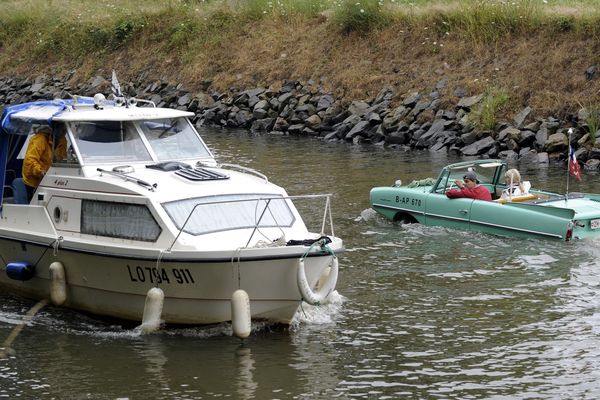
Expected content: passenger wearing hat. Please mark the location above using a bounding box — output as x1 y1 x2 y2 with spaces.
446 170 492 200
22 124 66 202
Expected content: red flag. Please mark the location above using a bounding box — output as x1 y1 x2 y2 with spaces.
569 145 582 181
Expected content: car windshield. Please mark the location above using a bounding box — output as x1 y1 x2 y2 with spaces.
163 194 296 236
435 164 501 193
69 120 152 164
138 118 212 161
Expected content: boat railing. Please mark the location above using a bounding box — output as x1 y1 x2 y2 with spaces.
165 193 335 252
216 163 269 183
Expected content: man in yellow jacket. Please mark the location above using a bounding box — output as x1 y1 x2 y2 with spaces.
22 125 66 201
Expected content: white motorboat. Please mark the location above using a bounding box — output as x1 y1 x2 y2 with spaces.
0 93 343 328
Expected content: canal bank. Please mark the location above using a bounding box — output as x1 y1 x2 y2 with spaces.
2 72 600 174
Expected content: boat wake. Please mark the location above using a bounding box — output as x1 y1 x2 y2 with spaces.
290 290 345 329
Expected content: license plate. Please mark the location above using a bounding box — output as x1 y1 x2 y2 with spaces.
591 219 600 230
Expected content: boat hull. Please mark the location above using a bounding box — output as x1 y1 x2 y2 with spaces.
0 238 340 325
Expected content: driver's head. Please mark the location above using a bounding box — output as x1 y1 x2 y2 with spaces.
463 171 479 188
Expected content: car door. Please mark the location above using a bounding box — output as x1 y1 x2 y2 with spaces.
425 191 474 230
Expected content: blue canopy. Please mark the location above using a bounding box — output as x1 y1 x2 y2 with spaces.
1 99 80 136
0 98 93 208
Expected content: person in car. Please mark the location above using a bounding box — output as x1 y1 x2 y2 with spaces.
446 171 492 201
500 168 525 201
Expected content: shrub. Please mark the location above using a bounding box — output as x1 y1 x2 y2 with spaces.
469 88 510 131
579 103 599 142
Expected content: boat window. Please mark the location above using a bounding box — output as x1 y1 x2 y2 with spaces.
138 118 211 161
81 200 161 242
162 194 295 236
69 121 152 164
52 123 79 166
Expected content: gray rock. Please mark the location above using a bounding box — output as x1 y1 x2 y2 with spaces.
30 82 45 93
385 131 410 145
436 78 448 90
519 148 539 163
253 99 269 111
273 117 289 131
316 94 334 112
524 121 541 131
402 92 420 108
90 75 106 89
409 100 431 118
459 131 478 146
366 111 382 124
544 132 568 153
589 147 600 160
373 87 393 104
345 121 371 140
305 114 322 130
535 123 548 149
585 158 600 171
250 118 275 133
302 127 318 136
454 87 468 97
323 131 340 141
513 106 532 128
235 110 253 127
574 147 588 163
430 141 447 152
498 150 519 162
253 108 268 119
498 127 521 142
518 130 536 147
177 93 192 106
461 136 496 156
415 119 446 148
457 94 483 110
296 103 316 116
278 92 294 106
537 152 549 163
287 123 305 135
348 101 370 117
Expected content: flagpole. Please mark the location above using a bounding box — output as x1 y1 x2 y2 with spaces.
566 128 573 203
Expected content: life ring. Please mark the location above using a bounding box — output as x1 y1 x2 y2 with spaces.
297 256 338 305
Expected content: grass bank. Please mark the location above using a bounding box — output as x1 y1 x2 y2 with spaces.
0 0 599 119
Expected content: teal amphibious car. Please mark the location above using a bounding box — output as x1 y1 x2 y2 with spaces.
370 159 600 241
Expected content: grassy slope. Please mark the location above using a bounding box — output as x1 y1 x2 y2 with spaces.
0 0 599 120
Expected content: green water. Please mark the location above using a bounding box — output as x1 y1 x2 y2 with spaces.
1 128 600 399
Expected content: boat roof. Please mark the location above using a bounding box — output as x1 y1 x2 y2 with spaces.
54 106 193 122
0 98 193 136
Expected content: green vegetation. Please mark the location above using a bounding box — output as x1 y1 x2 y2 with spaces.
331 0 391 34
579 103 599 142
469 88 510 131
0 0 599 117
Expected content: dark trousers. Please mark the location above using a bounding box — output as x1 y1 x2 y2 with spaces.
25 184 36 202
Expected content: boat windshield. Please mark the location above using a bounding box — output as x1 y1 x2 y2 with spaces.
69 120 152 164
138 118 211 161
163 194 296 236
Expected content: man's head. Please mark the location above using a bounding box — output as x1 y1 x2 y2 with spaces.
35 125 52 135
463 171 479 188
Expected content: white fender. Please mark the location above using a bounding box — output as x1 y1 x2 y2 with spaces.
297 256 338 306
141 287 164 334
231 289 251 339
49 262 67 306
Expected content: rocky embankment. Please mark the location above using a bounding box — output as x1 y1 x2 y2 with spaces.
2 73 599 170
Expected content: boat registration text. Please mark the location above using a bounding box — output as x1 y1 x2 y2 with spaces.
127 265 195 284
